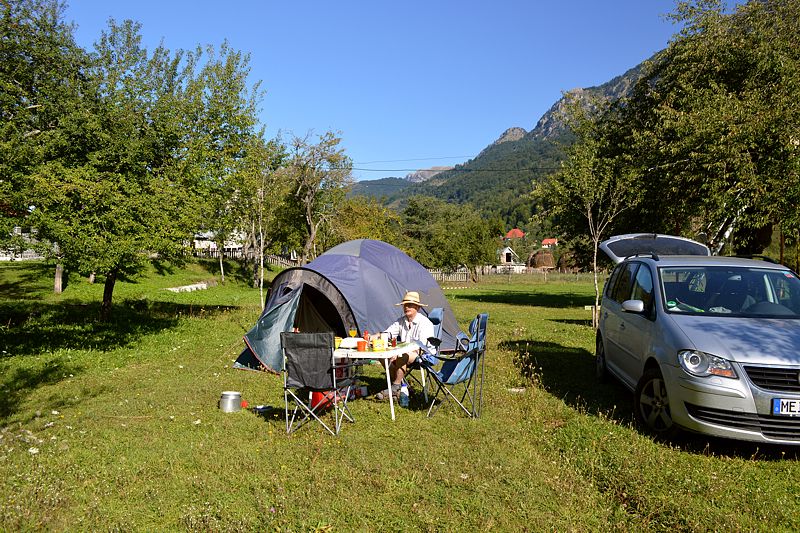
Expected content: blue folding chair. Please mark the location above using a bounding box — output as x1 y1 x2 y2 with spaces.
422 313 488 418
404 307 444 402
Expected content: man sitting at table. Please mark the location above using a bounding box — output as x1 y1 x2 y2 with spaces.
373 291 437 401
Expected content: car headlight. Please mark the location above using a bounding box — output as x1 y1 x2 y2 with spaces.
678 350 738 379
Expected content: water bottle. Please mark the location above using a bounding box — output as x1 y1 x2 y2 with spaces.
399 383 409 407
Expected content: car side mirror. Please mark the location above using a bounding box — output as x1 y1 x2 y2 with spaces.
621 299 645 313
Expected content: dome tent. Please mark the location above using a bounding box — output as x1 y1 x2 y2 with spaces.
236 239 463 373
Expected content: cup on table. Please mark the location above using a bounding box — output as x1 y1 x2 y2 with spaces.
356 340 367 351
334 337 343 349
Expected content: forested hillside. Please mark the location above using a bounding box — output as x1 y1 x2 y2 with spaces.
351 61 649 229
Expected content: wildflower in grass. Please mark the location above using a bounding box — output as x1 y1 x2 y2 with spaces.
28 447 39 454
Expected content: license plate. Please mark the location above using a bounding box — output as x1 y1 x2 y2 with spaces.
772 398 800 416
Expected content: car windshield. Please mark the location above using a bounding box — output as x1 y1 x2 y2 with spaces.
660 266 800 318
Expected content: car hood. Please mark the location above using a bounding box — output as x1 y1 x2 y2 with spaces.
670 314 800 365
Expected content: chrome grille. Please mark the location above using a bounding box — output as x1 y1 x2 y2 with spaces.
686 403 800 441
743 365 800 393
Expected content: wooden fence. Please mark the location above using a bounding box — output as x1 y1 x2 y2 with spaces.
428 268 470 283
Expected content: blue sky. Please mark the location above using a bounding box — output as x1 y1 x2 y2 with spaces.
65 1 681 181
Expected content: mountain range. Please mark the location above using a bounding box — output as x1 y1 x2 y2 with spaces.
349 59 648 228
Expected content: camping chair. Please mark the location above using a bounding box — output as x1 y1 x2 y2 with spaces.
405 307 444 402
421 313 488 418
281 331 356 435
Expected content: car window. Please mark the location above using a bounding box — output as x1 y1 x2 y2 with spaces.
661 266 800 317
631 264 655 314
610 262 638 304
605 264 623 298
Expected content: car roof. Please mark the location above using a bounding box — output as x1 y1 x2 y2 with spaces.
624 255 788 269
600 233 710 264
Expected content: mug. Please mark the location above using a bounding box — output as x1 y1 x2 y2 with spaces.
356 340 367 352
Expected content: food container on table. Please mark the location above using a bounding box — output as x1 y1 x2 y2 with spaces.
356 340 368 351
219 391 242 412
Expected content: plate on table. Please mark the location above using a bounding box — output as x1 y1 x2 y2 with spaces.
339 337 359 349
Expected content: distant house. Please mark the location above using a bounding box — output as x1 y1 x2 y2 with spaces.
541 238 558 248
498 245 521 265
505 228 525 240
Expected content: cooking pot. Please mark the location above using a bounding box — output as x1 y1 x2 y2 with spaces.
219 391 242 412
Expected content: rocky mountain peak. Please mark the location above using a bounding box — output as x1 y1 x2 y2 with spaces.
405 166 454 183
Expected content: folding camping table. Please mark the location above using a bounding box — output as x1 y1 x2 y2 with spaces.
334 342 419 421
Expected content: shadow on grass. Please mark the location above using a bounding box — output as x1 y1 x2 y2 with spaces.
504 339 633 423
194 257 278 287
0 358 83 421
457 290 594 308
0 299 240 358
506 338 800 460
0 262 55 300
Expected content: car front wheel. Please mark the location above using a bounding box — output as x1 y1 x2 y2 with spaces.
595 335 608 383
634 367 678 438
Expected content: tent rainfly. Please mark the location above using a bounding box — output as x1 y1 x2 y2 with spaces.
236 239 464 373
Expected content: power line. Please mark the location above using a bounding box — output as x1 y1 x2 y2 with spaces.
350 166 561 173
356 156 476 164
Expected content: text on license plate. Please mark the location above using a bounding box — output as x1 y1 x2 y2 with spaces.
772 398 800 416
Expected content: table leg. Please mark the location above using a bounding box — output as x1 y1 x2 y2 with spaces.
384 358 395 421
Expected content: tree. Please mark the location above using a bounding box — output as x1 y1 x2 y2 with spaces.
321 195 401 249
0 0 86 274
21 17 228 320
284 131 353 264
180 42 262 284
613 0 800 255
400 196 500 280
536 95 640 326
236 135 289 305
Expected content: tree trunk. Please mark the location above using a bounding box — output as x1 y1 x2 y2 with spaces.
592 239 600 329
779 230 785 265
100 268 118 322
218 245 225 284
54 263 64 294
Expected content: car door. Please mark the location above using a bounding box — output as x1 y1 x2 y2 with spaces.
615 263 657 384
603 262 639 383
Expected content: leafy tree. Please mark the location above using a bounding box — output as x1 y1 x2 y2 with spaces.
321 195 401 249
236 135 289 304
181 42 262 284
614 0 800 255
535 95 640 325
283 131 353 264
28 19 199 319
0 0 85 269
400 196 500 280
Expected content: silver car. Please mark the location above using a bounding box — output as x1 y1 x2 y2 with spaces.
597 233 800 444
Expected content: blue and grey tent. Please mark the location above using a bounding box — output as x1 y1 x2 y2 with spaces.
236 239 464 373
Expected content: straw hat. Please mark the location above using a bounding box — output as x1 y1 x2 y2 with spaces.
396 291 427 307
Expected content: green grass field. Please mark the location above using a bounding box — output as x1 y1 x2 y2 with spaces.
2 260 799 531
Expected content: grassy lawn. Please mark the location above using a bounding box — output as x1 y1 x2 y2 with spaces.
1 261 799 531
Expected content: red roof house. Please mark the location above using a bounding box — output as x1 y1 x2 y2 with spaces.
542 238 558 248
505 228 525 240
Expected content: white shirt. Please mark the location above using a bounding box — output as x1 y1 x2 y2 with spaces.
383 312 437 356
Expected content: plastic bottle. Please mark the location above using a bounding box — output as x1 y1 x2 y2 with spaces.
398 383 409 407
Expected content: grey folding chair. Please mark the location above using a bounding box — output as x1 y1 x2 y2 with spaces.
421 313 488 418
281 331 356 435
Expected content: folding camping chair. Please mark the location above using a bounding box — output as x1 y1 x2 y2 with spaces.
281 331 356 435
404 307 444 403
421 313 488 418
